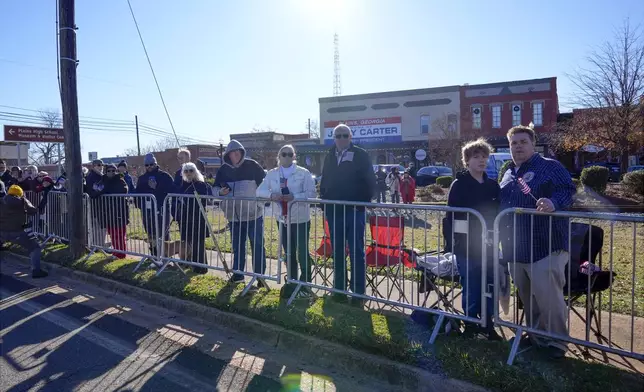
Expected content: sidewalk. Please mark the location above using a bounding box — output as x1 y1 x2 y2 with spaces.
120 238 644 373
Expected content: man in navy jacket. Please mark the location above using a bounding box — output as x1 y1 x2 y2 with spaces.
135 153 174 256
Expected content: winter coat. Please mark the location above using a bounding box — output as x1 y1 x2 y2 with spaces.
37 185 54 213
320 143 375 205
0 170 11 186
213 140 266 222
177 180 211 239
387 172 401 193
375 170 388 191
445 171 500 263
256 164 316 224
135 166 174 214
174 168 184 190
18 178 37 192
0 195 37 232
93 174 130 228
401 176 416 203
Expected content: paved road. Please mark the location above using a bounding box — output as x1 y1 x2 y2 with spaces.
0 262 389 392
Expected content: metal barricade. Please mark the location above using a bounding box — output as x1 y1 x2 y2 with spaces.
42 190 71 243
84 193 162 266
156 194 282 295
23 191 44 237
493 208 644 365
285 198 489 342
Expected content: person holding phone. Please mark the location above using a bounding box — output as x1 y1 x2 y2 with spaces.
257 144 317 298
213 140 267 287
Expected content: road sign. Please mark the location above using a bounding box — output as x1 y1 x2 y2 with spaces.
415 149 427 161
3 125 65 143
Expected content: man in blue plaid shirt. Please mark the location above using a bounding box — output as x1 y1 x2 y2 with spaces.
499 125 576 359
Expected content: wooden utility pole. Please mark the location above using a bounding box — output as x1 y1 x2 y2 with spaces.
135 115 141 155
59 0 86 257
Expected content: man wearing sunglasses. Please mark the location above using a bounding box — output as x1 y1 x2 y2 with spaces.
320 124 376 304
135 153 175 256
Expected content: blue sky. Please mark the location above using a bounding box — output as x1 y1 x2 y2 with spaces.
1 0 643 159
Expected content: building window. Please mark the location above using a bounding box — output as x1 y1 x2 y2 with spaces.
471 106 482 129
491 105 502 128
532 102 544 126
511 103 522 126
420 115 430 134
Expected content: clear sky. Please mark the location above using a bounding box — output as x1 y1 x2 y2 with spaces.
1 0 643 159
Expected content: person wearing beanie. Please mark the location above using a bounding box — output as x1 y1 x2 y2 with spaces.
0 184 48 278
117 160 135 192
135 153 174 256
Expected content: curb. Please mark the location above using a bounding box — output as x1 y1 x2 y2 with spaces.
4 252 487 392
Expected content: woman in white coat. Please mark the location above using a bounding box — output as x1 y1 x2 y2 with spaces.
257 145 317 298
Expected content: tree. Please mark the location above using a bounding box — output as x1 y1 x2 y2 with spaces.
251 125 275 133
307 119 320 139
555 19 644 171
28 109 65 166
121 137 187 156
429 113 462 170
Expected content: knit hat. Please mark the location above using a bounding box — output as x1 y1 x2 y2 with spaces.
117 160 127 168
42 176 53 184
105 164 117 171
92 159 104 166
144 153 157 165
8 185 24 198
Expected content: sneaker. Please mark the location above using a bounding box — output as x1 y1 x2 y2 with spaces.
32 269 49 279
509 334 533 349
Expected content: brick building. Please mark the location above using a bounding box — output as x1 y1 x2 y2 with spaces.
460 77 559 155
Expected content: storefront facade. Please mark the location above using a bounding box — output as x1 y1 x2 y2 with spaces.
318 85 461 169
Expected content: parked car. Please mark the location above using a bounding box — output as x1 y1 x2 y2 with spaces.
485 153 513 181
416 166 453 186
627 165 644 173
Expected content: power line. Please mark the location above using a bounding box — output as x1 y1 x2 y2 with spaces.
126 0 180 147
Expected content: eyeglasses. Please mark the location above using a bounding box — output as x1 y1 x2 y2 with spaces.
144 164 155 167
281 152 294 158
106 170 116 173
183 169 195 173
94 164 103 167
334 134 350 139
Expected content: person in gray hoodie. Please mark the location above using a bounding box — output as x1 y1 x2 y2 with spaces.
213 140 267 286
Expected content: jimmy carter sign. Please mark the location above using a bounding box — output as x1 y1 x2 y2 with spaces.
323 117 402 145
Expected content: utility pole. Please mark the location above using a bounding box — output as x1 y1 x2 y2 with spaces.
307 118 311 138
135 115 141 155
59 0 86 257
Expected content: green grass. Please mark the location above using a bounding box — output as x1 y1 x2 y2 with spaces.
7 243 642 392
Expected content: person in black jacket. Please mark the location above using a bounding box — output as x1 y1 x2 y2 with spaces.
177 162 211 274
117 160 136 192
374 166 387 203
0 159 11 185
86 159 108 247
445 138 500 340
320 124 376 302
135 153 174 256
93 164 130 258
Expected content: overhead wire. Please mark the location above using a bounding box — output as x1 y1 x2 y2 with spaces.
126 0 180 147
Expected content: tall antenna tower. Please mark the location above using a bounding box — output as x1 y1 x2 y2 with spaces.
333 33 341 96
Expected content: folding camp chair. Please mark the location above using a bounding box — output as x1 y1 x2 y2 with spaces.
365 215 417 304
416 252 462 313
517 224 615 343
312 219 348 287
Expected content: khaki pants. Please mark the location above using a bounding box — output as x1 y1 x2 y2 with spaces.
510 251 569 351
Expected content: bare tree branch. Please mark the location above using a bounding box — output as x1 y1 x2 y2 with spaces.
29 109 64 166
121 137 188 156
429 113 462 170
557 19 644 171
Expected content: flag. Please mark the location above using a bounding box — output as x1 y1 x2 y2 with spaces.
518 177 532 195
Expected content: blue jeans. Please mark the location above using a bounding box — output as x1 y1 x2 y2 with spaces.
325 206 366 295
457 257 494 328
1 231 42 271
229 217 266 280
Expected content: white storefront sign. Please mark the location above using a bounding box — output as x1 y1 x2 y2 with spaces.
323 117 402 145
